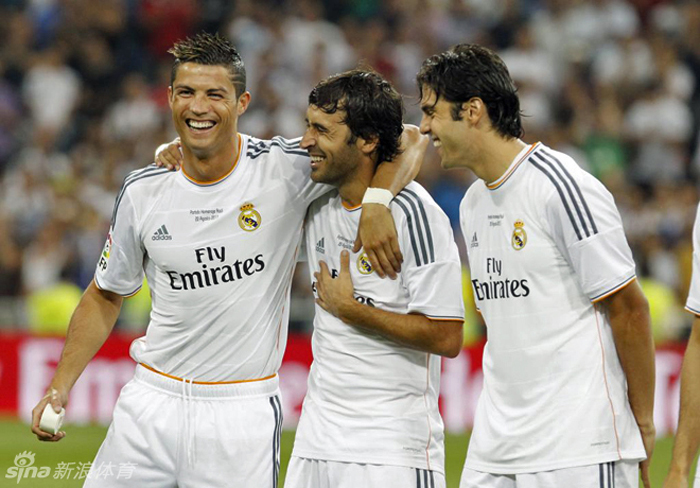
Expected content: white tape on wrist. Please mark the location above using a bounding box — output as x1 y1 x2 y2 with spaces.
39 403 65 435
362 188 393 208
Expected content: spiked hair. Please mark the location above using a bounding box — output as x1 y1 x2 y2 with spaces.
169 32 246 97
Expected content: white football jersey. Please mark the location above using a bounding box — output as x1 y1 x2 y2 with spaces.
292 182 464 473
461 142 646 473
95 134 329 382
686 203 700 315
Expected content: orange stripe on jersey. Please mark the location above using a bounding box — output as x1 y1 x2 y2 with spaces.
591 276 636 303
487 142 539 191
181 134 242 186
140 363 276 385
342 200 362 211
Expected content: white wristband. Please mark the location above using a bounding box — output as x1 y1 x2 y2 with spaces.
362 188 394 208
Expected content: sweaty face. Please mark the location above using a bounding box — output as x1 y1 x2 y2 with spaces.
168 63 246 159
419 88 469 170
300 105 361 186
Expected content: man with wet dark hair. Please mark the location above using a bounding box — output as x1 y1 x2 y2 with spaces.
418 44 655 488
285 68 463 488
30 32 424 487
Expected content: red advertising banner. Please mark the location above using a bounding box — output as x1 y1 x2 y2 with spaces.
0 332 685 435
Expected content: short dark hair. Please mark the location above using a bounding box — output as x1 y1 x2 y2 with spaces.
308 69 404 164
168 32 246 98
416 44 523 139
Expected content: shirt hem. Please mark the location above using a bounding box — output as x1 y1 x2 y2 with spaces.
291 449 444 475
464 449 646 475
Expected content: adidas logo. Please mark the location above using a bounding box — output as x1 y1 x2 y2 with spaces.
470 232 478 248
315 237 325 254
152 224 173 241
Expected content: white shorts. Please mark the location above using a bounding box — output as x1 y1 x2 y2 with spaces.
285 456 446 488
83 364 283 488
460 460 638 488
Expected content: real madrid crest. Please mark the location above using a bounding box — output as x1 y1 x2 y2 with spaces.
238 202 262 232
511 219 527 250
356 253 373 275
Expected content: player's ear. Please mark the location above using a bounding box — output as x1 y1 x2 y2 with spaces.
464 97 486 125
168 86 174 109
359 135 378 157
237 92 251 116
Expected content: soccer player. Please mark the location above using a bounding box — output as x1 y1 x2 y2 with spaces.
417 44 656 488
283 69 464 488
29 33 423 487
664 205 700 488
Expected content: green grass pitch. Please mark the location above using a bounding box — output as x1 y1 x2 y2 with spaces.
0 417 687 487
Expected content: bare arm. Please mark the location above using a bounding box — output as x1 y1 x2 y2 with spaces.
31 280 123 441
315 250 463 357
354 125 429 279
602 280 655 488
664 317 700 488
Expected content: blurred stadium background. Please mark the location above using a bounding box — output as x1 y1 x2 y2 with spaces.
1 0 700 486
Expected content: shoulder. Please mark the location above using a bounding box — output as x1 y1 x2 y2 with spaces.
244 134 308 162
525 144 606 199
117 163 174 197
392 182 447 223
111 163 173 223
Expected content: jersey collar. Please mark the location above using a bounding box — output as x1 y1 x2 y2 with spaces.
486 142 540 191
181 134 243 187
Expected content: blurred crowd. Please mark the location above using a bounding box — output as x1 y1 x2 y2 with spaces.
0 0 699 344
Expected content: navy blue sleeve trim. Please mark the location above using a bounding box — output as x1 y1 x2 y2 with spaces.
395 190 435 267
111 166 170 226
529 152 598 241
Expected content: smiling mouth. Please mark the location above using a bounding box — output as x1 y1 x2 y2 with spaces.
186 119 216 132
310 155 325 169
433 139 442 148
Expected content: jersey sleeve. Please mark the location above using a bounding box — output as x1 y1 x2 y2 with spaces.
394 189 465 320
686 203 700 315
94 188 145 296
270 136 333 206
544 169 636 302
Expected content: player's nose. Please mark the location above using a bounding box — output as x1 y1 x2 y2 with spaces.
190 93 210 114
300 131 315 150
419 114 431 135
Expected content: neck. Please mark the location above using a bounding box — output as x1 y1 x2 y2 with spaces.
338 157 375 208
182 134 240 182
472 134 527 183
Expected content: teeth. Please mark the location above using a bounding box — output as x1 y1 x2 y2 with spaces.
188 120 215 129
311 156 324 162
433 140 442 147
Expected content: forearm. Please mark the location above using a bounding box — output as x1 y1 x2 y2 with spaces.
50 281 123 394
606 286 655 429
336 300 463 357
370 125 425 196
669 319 700 475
